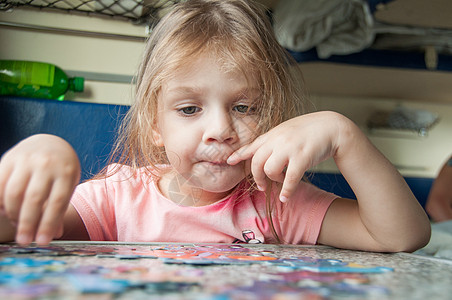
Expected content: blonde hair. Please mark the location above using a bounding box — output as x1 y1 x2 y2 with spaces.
108 0 308 243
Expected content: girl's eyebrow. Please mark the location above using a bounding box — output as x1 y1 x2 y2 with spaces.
166 86 260 98
235 88 261 103
166 86 203 95
237 87 260 97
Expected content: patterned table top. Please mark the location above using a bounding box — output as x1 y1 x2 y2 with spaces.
1 241 451 299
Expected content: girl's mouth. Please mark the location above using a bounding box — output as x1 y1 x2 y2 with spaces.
202 161 228 167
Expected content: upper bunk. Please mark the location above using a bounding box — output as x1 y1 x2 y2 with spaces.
2 0 451 72
272 0 452 72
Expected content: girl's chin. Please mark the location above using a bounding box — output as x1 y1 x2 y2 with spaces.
162 163 249 200
163 171 244 205
190 174 244 194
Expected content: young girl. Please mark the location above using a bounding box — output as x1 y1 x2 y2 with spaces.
0 0 430 251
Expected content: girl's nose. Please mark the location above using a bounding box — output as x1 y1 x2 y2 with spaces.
203 111 237 144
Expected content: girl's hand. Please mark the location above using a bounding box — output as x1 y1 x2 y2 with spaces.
229 111 430 252
228 111 345 202
0 134 80 245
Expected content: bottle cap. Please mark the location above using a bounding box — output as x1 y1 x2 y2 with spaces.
69 77 85 92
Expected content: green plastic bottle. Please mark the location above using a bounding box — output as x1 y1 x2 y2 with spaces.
0 60 84 101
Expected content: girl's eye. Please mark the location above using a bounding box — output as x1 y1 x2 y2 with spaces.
234 105 250 114
179 106 200 115
234 104 256 114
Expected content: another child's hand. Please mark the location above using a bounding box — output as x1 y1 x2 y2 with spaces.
426 158 452 222
228 111 348 202
0 134 80 245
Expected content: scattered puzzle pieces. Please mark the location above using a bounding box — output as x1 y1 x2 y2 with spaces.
0 243 393 299
264 257 394 273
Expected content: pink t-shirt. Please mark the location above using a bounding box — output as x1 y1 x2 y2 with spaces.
70 165 337 244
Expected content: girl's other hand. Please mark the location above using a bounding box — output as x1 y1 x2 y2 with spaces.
228 111 347 202
229 111 431 252
0 134 80 245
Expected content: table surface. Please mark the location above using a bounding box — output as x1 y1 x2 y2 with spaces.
1 241 451 299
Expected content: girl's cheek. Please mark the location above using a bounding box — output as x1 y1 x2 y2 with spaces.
166 151 183 169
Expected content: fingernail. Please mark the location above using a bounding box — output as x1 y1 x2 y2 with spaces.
16 234 31 245
227 156 236 164
36 234 50 245
257 185 265 192
280 195 288 203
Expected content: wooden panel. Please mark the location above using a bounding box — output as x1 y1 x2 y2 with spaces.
375 0 452 29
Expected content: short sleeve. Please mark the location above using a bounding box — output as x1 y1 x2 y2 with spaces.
70 178 118 241
275 181 338 245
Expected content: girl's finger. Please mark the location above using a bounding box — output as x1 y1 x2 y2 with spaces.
279 159 307 203
262 153 288 183
227 145 255 165
0 159 13 215
15 173 52 245
250 147 272 191
3 168 31 223
34 178 74 245
227 135 264 165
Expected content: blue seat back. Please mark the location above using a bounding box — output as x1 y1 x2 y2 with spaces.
308 172 433 208
0 96 129 182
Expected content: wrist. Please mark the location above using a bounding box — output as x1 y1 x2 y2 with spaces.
334 114 363 159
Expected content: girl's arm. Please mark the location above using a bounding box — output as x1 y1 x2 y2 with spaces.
61 204 90 241
0 134 82 245
228 111 431 252
316 113 430 252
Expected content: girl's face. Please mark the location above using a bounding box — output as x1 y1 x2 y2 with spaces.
154 52 260 206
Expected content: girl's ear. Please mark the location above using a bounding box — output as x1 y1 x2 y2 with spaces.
152 128 164 147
